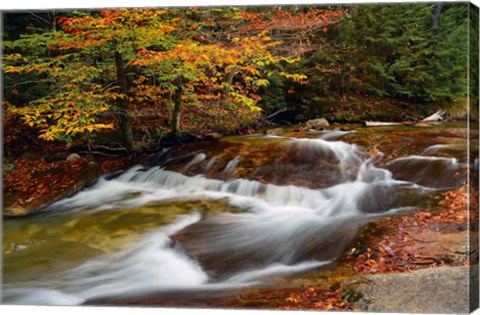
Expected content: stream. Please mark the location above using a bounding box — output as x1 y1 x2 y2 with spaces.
2 122 476 306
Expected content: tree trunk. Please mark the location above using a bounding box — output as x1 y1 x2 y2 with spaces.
114 51 136 152
221 68 235 107
431 3 442 33
171 83 183 139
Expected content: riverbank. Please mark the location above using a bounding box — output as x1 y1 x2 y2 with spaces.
2 116 328 217
3 112 258 217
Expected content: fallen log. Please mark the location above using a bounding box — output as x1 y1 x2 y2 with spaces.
420 110 445 122
363 121 405 127
69 143 130 157
363 111 445 127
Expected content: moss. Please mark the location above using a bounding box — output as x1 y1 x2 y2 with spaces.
340 286 363 303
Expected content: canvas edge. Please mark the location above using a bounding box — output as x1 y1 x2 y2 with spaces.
469 1 480 313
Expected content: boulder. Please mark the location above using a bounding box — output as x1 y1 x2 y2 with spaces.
66 153 81 163
341 266 473 313
266 128 285 135
306 118 330 130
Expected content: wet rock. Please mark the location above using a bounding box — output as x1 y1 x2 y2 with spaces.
66 153 82 163
341 266 472 313
172 213 359 276
306 118 330 130
266 128 285 135
340 126 350 131
294 126 309 132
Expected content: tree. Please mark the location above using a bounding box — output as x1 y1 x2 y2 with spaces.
132 8 307 137
4 8 307 147
284 3 470 119
4 9 176 151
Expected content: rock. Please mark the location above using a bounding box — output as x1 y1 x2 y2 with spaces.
306 118 330 130
203 132 223 141
4 204 28 216
340 126 350 131
294 126 310 132
341 266 472 313
266 128 285 135
45 151 69 163
66 153 81 163
3 163 15 173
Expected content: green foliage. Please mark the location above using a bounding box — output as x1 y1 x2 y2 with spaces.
275 3 470 118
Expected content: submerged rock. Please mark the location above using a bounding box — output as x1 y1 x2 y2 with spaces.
341 266 473 313
306 118 329 130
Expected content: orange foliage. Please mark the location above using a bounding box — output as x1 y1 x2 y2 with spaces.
281 287 353 311
353 185 474 274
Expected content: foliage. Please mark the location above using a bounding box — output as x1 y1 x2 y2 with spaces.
282 287 354 311
3 7 309 146
299 3 469 113
2 3 473 150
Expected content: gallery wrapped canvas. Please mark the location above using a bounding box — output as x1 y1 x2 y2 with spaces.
2 0 479 313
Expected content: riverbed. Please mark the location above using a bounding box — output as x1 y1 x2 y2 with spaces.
3 121 477 307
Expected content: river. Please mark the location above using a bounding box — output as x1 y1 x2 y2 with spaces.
2 122 476 306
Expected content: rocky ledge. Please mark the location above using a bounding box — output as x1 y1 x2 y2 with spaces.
341 265 478 313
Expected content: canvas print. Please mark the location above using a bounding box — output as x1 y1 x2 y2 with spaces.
2 1 479 313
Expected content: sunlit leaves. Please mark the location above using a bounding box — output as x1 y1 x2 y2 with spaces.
4 48 116 141
3 6 316 143
133 25 288 115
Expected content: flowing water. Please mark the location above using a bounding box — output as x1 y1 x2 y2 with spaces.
2 122 476 306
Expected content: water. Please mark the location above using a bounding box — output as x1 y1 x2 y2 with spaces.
3 122 474 306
